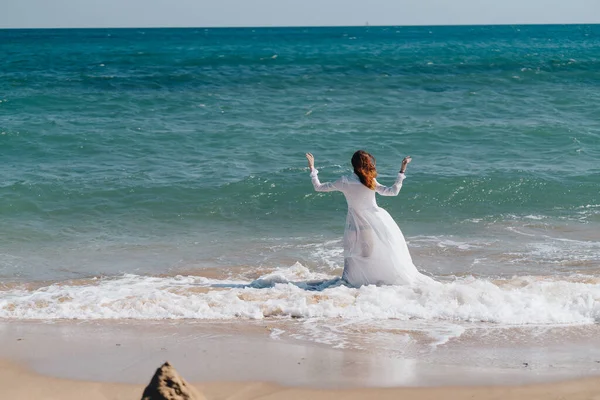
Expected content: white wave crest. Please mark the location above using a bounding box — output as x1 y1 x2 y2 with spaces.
1 263 599 324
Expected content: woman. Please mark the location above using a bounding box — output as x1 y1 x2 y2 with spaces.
306 150 434 287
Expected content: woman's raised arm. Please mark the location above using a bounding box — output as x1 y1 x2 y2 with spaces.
374 156 411 196
306 153 343 192
375 173 406 196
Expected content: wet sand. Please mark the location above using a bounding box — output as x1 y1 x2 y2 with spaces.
1 319 600 391
3 357 600 400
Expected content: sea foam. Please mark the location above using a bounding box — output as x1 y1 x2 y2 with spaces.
1 263 599 324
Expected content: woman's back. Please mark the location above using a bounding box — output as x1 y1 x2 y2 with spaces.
337 174 379 210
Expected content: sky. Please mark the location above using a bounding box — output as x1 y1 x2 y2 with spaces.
0 0 598 29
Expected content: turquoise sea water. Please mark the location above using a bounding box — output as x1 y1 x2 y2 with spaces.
1 26 600 327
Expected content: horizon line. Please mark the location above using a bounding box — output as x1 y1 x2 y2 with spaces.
1 22 599 30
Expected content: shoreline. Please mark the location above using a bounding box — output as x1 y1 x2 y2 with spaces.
1 320 600 399
3 358 600 400
1 320 600 389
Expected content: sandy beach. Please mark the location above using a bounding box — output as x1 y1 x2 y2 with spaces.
3 352 600 400
1 320 600 399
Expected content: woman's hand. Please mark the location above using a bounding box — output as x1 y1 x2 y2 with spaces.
306 153 315 171
400 156 412 173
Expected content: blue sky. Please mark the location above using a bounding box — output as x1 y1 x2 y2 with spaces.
0 0 598 28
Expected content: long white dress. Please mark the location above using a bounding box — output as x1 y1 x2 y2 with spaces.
310 168 434 287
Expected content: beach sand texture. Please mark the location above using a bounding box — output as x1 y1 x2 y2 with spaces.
3 358 600 400
1 321 600 399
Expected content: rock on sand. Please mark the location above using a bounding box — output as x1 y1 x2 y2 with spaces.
141 361 205 400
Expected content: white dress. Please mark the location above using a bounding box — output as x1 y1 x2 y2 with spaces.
310 169 434 287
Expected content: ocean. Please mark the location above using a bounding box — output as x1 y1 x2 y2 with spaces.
1 25 600 358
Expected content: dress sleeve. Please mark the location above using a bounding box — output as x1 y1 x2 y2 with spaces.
375 173 406 196
310 169 344 192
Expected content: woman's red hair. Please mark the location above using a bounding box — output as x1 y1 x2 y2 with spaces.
352 150 377 190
